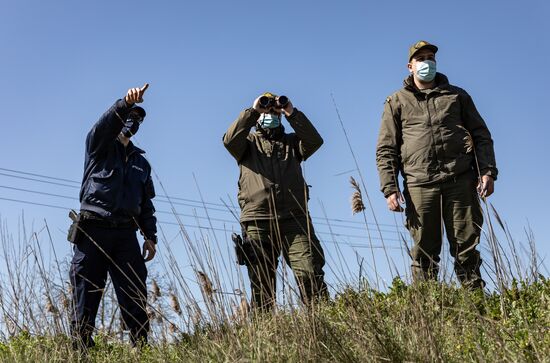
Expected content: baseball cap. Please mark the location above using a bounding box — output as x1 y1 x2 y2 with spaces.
408 40 438 62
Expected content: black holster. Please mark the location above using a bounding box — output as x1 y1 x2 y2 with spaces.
232 232 247 266
233 231 260 266
67 210 83 244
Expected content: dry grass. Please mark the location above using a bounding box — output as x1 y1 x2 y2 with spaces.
0 196 547 362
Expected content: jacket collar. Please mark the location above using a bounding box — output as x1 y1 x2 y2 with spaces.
255 124 285 140
403 72 451 94
117 139 146 155
131 143 146 154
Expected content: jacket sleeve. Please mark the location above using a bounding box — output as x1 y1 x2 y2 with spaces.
138 171 157 240
376 97 402 198
286 108 323 160
222 108 259 162
86 99 132 157
461 93 498 180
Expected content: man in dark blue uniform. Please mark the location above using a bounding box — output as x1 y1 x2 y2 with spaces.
70 84 157 348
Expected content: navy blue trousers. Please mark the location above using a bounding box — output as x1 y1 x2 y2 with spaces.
70 224 148 347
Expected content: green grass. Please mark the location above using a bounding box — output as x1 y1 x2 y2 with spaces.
0 277 547 362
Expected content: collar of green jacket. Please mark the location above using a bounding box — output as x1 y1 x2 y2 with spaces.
403 72 451 93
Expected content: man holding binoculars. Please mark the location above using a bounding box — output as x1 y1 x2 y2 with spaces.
223 92 328 311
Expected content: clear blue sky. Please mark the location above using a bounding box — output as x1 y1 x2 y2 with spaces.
1 0 549 293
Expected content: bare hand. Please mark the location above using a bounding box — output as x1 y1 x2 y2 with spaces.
477 175 494 198
142 239 156 262
125 83 149 105
386 192 404 212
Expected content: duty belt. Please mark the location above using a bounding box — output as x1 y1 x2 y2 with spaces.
80 211 136 229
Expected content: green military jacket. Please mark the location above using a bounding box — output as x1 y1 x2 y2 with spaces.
223 108 323 222
376 73 498 197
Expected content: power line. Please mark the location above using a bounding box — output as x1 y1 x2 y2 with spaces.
0 166 406 229
0 196 404 244
0 168 233 208
0 167 80 184
0 185 233 212
0 172 79 189
0 185 76 200
0 184 406 234
0 197 69 211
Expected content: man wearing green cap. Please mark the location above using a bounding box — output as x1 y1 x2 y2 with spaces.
223 93 328 311
376 41 498 288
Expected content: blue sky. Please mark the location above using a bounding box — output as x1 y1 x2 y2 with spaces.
1 0 549 293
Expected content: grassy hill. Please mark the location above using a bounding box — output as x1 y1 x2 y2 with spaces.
0 277 548 362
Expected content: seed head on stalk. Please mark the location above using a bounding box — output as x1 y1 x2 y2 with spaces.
151 279 161 303
147 307 158 321
457 125 474 154
169 292 182 315
197 271 215 301
457 125 482 188
191 308 202 327
169 323 177 334
45 296 58 314
350 176 366 214
237 296 249 320
61 294 70 310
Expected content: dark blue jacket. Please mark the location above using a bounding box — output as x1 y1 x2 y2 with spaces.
79 99 157 239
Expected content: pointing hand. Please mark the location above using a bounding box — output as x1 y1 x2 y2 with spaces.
125 83 149 105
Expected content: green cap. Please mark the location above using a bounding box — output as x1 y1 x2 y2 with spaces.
408 40 438 62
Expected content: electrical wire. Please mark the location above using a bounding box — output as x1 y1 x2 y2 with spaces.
0 184 405 235
0 196 403 244
0 167 406 229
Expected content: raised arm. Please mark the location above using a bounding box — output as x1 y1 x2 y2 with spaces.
286 108 323 160
86 84 149 157
223 108 260 162
85 99 131 156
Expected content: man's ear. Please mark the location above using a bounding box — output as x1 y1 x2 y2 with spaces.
407 62 413 73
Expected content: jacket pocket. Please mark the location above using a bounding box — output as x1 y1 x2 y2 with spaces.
85 169 118 209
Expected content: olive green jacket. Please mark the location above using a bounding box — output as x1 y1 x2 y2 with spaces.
376 73 498 197
223 108 323 222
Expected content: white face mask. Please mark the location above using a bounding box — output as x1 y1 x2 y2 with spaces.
415 60 437 82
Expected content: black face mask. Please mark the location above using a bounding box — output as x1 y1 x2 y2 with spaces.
122 117 141 137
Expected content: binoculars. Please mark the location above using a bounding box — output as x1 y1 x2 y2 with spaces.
258 95 289 109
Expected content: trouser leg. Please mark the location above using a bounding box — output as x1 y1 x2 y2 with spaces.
70 225 110 348
405 184 443 281
441 175 485 289
281 217 328 305
109 228 149 345
245 220 281 312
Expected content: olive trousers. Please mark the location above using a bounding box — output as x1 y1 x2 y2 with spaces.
243 217 328 311
404 173 485 288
